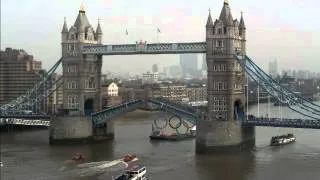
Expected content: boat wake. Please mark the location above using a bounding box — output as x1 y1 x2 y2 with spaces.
58 157 138 178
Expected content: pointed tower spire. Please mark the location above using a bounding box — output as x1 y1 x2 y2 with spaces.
80 1 85 13
239 11 246 29
206 8 214 27
96 18 103 34
219 0 233 25
62 17 68 33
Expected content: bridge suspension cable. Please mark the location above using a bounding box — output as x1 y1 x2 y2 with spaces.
0 58 63 114
245 55 320 110
235 55 320 120
245 57 320 117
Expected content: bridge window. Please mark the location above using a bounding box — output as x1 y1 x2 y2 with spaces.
216 40 223 47
68 95 79 108
218 82 223 90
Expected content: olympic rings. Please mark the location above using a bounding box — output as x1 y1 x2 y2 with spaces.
153 113 168 129
182 119 194 129
169 115 182 129
175 122 190 135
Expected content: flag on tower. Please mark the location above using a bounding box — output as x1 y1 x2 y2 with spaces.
157 28 161 33
125 29 128 35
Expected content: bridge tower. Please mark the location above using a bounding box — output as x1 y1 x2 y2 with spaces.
50 3 113 144
196 0 255 153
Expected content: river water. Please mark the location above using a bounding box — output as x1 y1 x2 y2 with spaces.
1 102 320 180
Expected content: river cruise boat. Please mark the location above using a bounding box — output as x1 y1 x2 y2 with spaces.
270 133 296 146
112 164 146 180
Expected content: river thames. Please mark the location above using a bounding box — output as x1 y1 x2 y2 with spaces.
1 102 320 180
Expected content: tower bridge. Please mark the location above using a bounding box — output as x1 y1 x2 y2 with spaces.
1 0 320 153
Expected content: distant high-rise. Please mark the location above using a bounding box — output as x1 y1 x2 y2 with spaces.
0 48 44 107
268 60 278 78
152 64 158 73
179 54 198 77
202 54 207 71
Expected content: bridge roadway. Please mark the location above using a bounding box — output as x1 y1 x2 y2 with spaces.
1 99 320 129
243 117 320 129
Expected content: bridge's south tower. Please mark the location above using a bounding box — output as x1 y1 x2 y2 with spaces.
61 4 103 115
196 0 255 153
50 4 112 144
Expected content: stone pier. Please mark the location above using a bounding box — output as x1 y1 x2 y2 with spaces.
49 115 114 145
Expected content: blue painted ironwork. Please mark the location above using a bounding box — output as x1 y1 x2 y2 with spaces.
0 58 63 114
243 116 320 129
147 98 201 120
0 118 50 127
234 55 320 120
91 99 143 126
0 114 50 119
82 42 206 55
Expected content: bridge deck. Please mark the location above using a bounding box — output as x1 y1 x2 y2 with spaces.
82 42 206 55
243 117 320 129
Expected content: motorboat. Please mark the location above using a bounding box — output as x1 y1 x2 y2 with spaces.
123 154 138 163
71 153 85 162
112 164 146 180
270 133 296 146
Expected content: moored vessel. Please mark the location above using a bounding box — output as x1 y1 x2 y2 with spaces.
270 133 296 146
112 164 146 180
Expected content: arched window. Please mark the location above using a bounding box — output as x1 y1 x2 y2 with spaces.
218 82 223 90
224 27 227 34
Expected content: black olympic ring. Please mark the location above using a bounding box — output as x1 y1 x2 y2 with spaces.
169 115 182 129
153 114 168 129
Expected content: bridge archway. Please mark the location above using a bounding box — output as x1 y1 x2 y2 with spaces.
234 99 244 121
84 98 94 116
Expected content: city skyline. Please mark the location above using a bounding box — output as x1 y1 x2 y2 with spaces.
1 0 320 74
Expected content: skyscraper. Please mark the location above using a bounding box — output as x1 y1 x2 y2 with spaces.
202 54 207 71
268 60 278 78
179 54 198 77
152 64 158 73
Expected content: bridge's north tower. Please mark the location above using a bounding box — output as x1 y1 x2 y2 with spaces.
196 0 255 153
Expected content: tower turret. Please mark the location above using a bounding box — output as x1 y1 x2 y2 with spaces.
61 17 68 42
239 11 246 38
239 11 246 55
206 9 214 37
96 19 103 44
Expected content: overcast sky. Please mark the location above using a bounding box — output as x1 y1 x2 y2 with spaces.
1 0 319 75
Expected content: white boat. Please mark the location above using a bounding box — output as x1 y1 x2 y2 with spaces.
112 164 146 180
270 133 296 146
